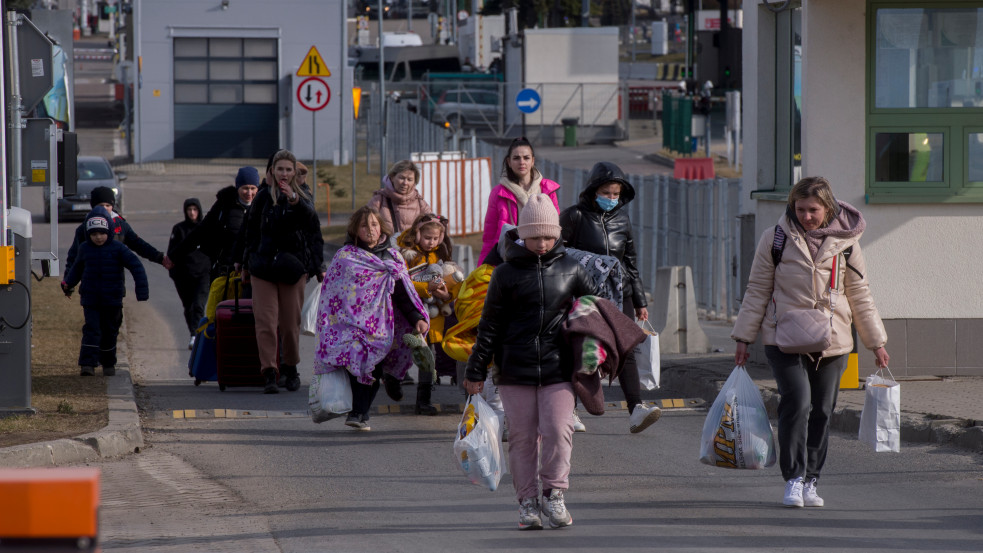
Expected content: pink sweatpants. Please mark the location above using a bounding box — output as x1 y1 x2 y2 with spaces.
498 383 575 502
250 275 307 371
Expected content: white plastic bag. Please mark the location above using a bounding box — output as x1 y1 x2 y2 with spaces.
300 282 322 337
859 368 901 452
698 365 777 469
453 394 504 491
636 320 660 390
308 370 352 423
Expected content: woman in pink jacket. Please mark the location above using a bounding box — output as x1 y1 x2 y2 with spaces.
479 137 560 262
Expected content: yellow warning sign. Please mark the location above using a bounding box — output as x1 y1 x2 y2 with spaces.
32 169 46 183
297 46 331 77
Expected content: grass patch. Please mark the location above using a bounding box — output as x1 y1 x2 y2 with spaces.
308 162 385 219
0 279 107 448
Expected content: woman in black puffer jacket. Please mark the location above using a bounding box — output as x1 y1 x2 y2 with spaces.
241 150 326 393
464 194 596 530
558 161 661 435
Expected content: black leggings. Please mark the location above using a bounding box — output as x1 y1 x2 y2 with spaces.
350 364 383 421
618 293 642 412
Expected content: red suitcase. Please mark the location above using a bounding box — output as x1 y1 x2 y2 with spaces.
215 293 270 391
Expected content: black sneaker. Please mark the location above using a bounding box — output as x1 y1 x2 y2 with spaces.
262 368 279 394
280 364 300 391
102 366 116 376
383 374 403 401
285 374 301 392
80 366 95 377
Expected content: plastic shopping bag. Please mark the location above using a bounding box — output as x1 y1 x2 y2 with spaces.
636 320 660 390
300 281 322 337
698 365 777 469
453 394 504 491
858 368 901 452
308 370 352 423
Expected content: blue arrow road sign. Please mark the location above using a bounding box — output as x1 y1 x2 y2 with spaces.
515 88 541 114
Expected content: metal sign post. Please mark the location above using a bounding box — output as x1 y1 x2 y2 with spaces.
352 87 362 210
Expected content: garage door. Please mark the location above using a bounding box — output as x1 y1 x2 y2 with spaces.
173 37 278 158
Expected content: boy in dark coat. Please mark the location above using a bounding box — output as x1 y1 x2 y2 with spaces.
167 198 211 348
62 207 150 376
65 186 172 275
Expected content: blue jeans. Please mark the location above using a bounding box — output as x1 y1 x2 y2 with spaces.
764 346 847 482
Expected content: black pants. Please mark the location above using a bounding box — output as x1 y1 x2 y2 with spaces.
79 305 123 368
765 346 848 482
350 364 384 421
172 272 210 335
618 293 642 412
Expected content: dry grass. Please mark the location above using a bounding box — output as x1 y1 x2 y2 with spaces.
0 279 107 448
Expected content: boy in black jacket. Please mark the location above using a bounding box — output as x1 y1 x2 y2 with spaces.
62 208 150 376
167 198 211 348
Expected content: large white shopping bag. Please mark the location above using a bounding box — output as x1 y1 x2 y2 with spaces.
636 320 660 390
858 368 901 453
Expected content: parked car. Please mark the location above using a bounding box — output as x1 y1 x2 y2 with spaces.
44 155 126 223
431 88 500 129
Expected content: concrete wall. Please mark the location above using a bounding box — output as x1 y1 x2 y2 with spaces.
743 0 983 375
134 0 349 163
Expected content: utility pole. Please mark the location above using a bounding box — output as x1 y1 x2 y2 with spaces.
378 0 387 177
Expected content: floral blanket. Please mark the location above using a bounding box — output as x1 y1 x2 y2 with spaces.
314 245 429 384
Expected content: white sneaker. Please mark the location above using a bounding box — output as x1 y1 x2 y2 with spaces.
188 335 196 350
541 489 573 528
803 478 824 507
783 477 804 508
571 410 587 432
517 497 542 530
628 403 662 434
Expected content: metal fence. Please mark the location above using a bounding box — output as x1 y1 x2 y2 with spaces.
377 104 744 319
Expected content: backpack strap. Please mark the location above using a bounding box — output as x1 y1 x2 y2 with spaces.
771 225 786 266
386 197 400 233
843 246 863 279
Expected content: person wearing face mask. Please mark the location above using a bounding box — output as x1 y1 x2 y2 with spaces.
558 161 661 435
366 160 432 236
172 167 260 282
240 150 327 394
479 137 560 263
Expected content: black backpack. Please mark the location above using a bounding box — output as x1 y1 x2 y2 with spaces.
771 225 862 279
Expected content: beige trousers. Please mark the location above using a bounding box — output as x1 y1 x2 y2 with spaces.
250 275 307 372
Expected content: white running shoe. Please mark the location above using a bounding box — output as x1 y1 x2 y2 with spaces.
803 478 824 507
517 497 542 530
783 477 804 508
541 489 573 528
628 403 662 434
572 410 587 433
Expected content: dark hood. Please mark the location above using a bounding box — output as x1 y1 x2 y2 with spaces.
578 161 636 211
183 198 203 224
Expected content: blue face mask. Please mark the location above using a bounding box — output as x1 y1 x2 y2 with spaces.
596 195 619 212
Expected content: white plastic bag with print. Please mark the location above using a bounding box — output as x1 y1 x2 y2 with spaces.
698 365 777 469
300 282 322 336
636 320 661 390
308 370 352 423
453 394 504 491
858 368 901 453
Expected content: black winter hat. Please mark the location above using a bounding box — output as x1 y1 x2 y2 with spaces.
90 186 116 208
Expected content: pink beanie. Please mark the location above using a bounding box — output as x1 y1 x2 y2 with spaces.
518 193 561 240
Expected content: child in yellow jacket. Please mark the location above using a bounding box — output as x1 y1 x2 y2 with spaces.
397 213 461 414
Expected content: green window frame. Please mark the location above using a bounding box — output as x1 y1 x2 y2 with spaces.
866 0 983 203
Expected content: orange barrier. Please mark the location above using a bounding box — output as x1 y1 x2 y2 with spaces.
673 157 715 180
0 467 100 540
417 157 493 237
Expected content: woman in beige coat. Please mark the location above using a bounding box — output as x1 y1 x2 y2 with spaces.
731 176 889 509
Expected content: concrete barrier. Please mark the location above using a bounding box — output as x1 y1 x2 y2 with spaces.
651 266 711 354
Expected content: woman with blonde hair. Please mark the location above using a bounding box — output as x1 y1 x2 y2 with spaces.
732 176 889 508
241 149 326 393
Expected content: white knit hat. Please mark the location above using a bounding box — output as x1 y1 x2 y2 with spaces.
517 193 561 240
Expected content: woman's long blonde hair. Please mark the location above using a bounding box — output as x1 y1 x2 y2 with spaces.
787 176 837 227
268 150 311 202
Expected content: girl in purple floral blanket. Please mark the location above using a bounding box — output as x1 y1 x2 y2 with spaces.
314 206 429 431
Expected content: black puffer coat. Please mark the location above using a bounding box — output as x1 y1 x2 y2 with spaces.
465 229 597 387
558 161 647 308
170 186 251 276
166 198 211 280
241 184 325 282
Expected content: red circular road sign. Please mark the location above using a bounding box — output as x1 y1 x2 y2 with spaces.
297 77 330 111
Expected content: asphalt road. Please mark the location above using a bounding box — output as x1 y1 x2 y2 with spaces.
19 130 983 553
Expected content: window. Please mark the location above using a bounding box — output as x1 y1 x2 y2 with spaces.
867 1 983 202
174 37 277 105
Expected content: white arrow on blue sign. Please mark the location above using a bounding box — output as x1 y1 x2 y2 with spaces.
515 88 541 114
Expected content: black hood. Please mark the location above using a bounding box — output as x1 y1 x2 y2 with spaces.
183 198 203 224
578 161 636 210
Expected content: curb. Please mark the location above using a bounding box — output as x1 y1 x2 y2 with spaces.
0 369 144 467
661 362 983 454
